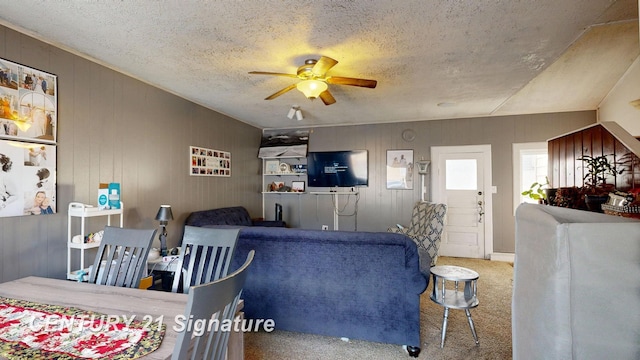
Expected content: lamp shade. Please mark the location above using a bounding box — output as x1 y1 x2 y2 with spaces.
416 160 431 175
155 205 173 223
296 80 327 99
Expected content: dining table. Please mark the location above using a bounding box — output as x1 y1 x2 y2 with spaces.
0 276 244 360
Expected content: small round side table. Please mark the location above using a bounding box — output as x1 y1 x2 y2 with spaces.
429 265 480 348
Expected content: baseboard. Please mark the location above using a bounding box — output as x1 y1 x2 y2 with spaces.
490 252 515 262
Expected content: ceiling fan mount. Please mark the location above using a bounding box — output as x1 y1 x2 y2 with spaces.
249 56 377 106
296 59 319 79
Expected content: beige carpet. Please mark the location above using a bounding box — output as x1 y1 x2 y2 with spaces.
244 256 513 359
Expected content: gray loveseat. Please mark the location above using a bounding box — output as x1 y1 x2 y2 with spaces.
514 204 640 359
185 209 429 356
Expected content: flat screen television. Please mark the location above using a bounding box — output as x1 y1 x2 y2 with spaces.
307 150 368 188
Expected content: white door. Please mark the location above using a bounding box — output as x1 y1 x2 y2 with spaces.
431 145 493 259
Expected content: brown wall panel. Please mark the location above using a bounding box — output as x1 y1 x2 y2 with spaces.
558 137 567 187
549 124 640 192
550 140 561 188
571 132 582 187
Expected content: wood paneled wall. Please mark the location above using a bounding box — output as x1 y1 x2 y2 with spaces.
265 112 596 254
0 25 262 283
549 124 640 191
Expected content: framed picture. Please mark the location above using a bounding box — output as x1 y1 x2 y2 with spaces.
189 146 230 177
386 150 414 189
0 57 57 144
258 129 309 158
0 57 57 218
292 181 305 192
0 140 57 217
265 159 279 174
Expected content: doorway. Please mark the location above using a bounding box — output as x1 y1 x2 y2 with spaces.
431 145 493 259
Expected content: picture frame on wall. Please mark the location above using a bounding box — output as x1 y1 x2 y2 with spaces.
386 149 414 190
0 140 57 217
0 57 57 144
189 146 231 177
0 57 58 218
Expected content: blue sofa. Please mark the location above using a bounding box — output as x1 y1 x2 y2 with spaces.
185 209 428 356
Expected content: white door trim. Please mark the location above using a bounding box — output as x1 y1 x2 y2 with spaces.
431 144 493 259
512 142 547 215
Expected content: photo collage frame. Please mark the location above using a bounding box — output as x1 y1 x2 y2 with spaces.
0 57 57 217
190 146 231 177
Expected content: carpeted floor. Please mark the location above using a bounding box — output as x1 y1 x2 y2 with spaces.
244 256 513 359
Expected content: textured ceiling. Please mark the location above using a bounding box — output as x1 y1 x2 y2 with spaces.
0 0 638 129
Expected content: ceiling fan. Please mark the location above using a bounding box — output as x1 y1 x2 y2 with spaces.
249 56 377 105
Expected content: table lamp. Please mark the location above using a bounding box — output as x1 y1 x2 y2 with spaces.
155 205 174 256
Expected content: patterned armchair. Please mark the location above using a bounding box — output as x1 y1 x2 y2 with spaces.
388 202 447 271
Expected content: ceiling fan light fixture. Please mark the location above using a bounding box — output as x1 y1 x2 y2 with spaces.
296 80 327 99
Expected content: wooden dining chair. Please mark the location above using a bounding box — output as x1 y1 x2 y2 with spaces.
171 226 240 294
172 250 255 360
87 226 157 288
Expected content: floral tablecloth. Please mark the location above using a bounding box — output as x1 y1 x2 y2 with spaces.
0 297 165 359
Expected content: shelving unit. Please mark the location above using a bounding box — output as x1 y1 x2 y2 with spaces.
261 156 307 220
67 201 123 281
262 157 307 192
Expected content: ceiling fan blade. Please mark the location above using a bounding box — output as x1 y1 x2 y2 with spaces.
319 90 336 105
327 76 377 88
249 71 299 78
264 83 298 100
312 56 338 77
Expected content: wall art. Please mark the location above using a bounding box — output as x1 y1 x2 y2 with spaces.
0 57 57 218
0 140 57 216
386 149 414 190
0 57 57 144
190 146 231 177
258 129 309 158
